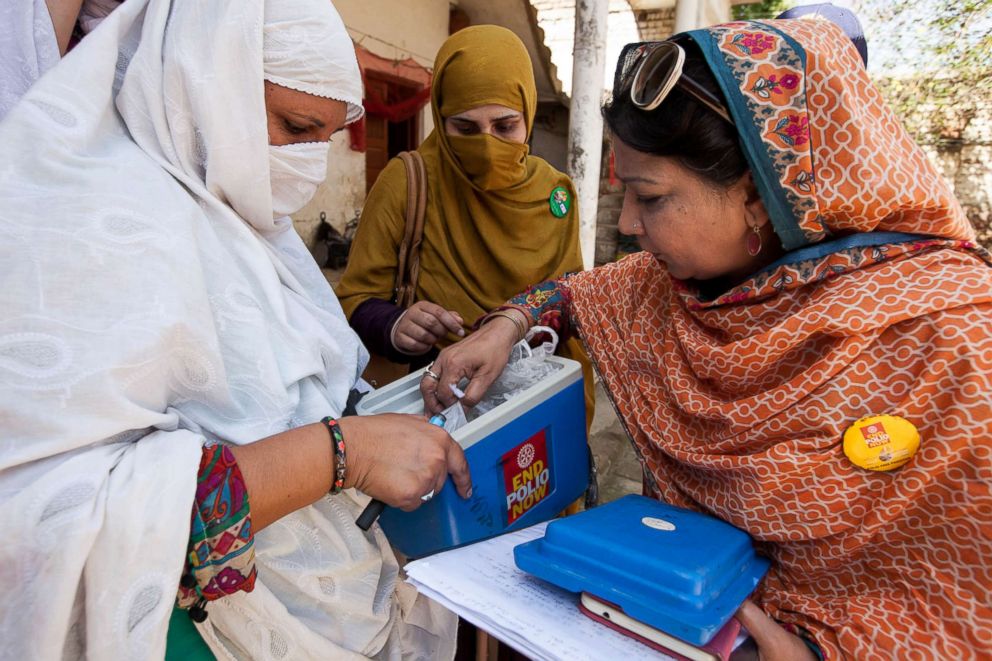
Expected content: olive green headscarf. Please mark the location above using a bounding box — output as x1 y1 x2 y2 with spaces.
337 25 593 423
339 25 582 320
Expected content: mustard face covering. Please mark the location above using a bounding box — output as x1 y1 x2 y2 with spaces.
447 133 529 191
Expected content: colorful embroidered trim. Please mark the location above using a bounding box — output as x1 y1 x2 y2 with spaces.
690 21 824 250
681 237 984 310
177 444 256 609
496 273 578 342
322 416 347 494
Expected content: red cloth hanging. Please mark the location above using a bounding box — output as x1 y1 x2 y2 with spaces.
364 85 431 123
348 44 433 153
348 116 367 152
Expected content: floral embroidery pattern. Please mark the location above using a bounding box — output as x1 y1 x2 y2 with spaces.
771 272 795 290
768 111 810 149
483 274 580 342
177 444 256 609
751 72 799 96
710 22 822 245
784 163 815 195
522 286 555 309
726 31 777 57
745 64 802 107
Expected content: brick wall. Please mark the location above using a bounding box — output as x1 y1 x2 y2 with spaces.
918 114 992 247
595 146 624 265
634 7 676 42
593 7 676 265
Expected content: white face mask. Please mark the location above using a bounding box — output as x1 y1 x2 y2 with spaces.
268 141 329 218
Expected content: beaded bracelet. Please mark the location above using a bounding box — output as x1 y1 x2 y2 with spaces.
321 416 346 494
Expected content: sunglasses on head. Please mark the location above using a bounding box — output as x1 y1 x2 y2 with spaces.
617 40 733 125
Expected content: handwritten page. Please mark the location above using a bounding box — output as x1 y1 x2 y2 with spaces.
404 523 679 660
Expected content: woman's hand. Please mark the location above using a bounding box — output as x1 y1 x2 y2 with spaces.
339 413 472 511
421 313 522 413
733 601 818 661
391 301 465 355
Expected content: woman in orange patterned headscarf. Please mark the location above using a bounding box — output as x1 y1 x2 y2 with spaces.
423 17 992 660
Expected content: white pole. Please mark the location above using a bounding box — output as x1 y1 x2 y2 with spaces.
674 0 700 33
567 0 608 271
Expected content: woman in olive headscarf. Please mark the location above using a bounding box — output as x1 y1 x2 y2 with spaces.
337 25 595 424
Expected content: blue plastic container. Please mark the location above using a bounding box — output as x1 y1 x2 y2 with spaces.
514 494 770 646
356 356 589 558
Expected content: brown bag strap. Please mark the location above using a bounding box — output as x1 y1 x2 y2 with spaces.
393 151 427 309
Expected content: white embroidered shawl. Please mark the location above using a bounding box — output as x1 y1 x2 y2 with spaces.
0 1 455 658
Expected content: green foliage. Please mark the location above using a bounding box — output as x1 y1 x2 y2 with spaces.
732 0 796 21
863 0 992 145
866 0 991 72
730 1 992 145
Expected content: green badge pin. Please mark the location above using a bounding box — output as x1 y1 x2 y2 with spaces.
549 186 570 218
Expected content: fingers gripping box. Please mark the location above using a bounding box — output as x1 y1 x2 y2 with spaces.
355 356 589 558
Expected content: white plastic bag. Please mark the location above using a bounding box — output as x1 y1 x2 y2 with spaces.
471 326 563 416
437 400 469 433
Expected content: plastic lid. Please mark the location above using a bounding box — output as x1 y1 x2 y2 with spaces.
514 495 770 645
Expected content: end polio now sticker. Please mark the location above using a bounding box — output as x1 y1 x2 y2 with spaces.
843 414 920 471
502 430 551 524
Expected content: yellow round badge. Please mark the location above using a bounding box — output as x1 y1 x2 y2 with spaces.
842 414 920 471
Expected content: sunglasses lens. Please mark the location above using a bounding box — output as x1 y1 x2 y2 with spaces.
631 43 682 109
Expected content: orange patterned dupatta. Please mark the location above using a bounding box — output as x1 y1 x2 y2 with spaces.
568 20 992 659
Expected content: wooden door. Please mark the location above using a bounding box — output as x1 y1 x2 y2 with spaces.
365 78 391 193
365 116 389 193
364 75 422 193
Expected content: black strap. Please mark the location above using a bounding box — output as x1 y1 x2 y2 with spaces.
342 388 366 417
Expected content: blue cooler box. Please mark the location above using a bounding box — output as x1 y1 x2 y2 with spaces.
514 494 770 646
355 356 589 558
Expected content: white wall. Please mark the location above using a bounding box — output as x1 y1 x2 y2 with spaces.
675 0 733 32
531 0 640 96
292 0 450 244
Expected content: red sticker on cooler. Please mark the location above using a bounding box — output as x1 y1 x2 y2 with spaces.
503 430 551 524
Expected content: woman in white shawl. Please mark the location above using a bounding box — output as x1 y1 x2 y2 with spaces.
0 0 469 659
1 0 123 119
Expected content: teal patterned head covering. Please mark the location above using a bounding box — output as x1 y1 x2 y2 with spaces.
614 19 972 251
